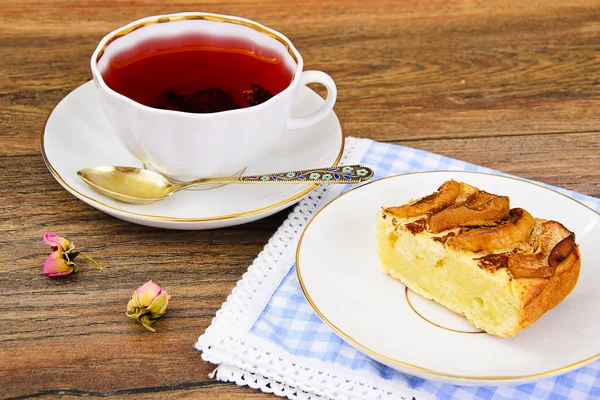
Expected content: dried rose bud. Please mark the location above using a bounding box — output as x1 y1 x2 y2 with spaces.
43 250 77 277
126 281 171 332
42 232 102 277
44 233 71 252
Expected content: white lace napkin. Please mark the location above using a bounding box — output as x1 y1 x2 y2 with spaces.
196 137 600 400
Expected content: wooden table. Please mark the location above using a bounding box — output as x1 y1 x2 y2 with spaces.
2 1 599 398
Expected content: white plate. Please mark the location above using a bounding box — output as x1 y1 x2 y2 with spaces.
41 81 343 230
297 171 600 386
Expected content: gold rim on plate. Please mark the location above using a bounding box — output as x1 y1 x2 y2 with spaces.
404 287 485 335
296 170 600 381
40 82 344 223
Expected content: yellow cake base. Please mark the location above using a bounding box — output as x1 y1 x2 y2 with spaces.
376 211 580 338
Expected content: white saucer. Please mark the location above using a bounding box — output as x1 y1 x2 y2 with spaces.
297 171 600 386
42 81 344 230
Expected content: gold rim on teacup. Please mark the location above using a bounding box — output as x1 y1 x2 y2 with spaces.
91 12 303 116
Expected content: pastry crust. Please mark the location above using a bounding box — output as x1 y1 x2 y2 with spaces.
377 180 581 338
511 237 580 336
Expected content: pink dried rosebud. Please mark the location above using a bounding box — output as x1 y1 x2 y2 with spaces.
44 233 71 252
43 251 76 277
126 281 171 332
42 232 102 277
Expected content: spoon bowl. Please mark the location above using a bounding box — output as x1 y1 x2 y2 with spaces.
78 166 177 204
77 165 374 205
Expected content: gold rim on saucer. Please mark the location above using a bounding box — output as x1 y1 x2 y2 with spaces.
40 83 345 223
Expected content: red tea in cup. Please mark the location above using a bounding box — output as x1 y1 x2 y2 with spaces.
101 33 295 113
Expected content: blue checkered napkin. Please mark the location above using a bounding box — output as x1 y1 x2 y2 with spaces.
250 140 600 400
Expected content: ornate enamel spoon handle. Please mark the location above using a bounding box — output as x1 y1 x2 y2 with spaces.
237 165 374 184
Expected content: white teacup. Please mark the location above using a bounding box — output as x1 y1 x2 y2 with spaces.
91 12 337 181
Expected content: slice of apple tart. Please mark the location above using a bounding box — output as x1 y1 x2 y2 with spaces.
376 180 580 338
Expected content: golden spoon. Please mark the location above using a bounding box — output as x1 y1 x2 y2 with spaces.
77 165 374 205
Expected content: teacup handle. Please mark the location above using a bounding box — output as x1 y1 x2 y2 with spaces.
285 70 337 130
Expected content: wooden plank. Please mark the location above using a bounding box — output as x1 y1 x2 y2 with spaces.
1 1 599 398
